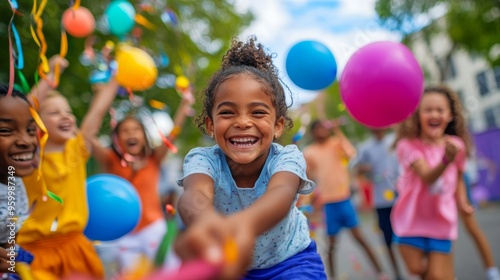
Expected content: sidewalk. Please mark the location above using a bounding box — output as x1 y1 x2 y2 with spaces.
312 203 500 280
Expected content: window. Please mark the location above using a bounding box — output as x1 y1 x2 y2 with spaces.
476 71 489 96
445 55 456 79
484 107 497 129
456 89 465 104
494 67 500 89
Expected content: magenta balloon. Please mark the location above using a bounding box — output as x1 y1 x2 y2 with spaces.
340 41 424 128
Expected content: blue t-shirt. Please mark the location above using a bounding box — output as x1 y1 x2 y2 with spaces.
177 143 315 269
356 133 400 208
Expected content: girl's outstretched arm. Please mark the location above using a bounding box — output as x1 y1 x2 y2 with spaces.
231 171 300 236
80 79 119 154
175 171 301 280
177 173 216 226
153 94 193 161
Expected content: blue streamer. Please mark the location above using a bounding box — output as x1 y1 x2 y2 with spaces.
9 0 18 10
12 24 24 69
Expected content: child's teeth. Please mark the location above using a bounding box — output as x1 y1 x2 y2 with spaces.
12 153 33 161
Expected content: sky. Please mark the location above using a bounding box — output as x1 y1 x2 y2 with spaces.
233 0 402 105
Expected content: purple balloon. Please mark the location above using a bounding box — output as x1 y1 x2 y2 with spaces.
340 41 424 128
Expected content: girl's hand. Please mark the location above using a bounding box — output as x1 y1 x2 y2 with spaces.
444 137 459 163
174 211 255 279
47 55 69 74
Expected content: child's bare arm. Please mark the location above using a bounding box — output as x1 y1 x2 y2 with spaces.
80 79 118 153
153 93 193 161
177 173 216 226
232 171 300 236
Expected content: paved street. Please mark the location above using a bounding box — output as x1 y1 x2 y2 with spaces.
312 202 500 280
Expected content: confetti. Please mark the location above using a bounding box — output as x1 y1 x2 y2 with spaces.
384 190 395 201
223 238 238 264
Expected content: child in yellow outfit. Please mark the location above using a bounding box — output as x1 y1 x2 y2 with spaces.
18 56 118 279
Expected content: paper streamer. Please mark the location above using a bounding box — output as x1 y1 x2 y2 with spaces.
29 107 63 204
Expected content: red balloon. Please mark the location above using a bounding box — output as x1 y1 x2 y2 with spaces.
62 7 95 38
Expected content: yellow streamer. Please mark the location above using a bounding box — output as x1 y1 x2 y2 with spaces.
52 31 68 87
135 14 157 30
29 107 49 198
31 0 50 74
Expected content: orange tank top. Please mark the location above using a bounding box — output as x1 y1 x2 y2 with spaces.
105 151 164 232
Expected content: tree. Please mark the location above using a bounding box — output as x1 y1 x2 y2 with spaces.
0 0 253 156
375 0 500 66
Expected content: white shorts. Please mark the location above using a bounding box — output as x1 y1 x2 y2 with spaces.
98 219 180 274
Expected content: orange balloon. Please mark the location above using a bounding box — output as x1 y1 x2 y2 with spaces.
62 7 95 38
115 45 158 91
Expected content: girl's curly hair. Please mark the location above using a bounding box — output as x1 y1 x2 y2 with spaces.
394 84 472 155
195 36 293 135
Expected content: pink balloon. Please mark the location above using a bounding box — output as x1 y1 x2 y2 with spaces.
340 41 424 128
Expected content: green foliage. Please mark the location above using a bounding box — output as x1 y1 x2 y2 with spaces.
375 0 500 66
0 0 252 156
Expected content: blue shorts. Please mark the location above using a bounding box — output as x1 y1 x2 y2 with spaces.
393 236 452 254
243 240 326 280
324 199 359 236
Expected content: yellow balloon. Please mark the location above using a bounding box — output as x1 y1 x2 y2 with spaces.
116 45 158 91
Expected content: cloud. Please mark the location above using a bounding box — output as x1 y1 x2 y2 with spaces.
235 0 401 105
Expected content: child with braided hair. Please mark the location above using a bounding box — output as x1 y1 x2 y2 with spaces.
174 37 326 280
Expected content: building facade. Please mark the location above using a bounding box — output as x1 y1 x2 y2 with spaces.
408 20 500 133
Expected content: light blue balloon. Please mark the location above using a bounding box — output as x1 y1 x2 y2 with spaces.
84 174 141 241
105 0 136 37
285 40 337 91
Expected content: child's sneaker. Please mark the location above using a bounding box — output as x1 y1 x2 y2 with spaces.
487 267 500 280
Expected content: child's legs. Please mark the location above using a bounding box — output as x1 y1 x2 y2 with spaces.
426 252 454 280
323 201 345 277
426 238 453 279
341 200 382 273
396 236 452 278
398 245 426 277
461 212 496 268
350 227 383 273
376 207 401 276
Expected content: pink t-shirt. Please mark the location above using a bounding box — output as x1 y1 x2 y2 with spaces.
391 136 466 240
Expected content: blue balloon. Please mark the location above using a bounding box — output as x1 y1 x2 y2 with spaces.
105 0 136 37
285 40 337 90
84 174 141 241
